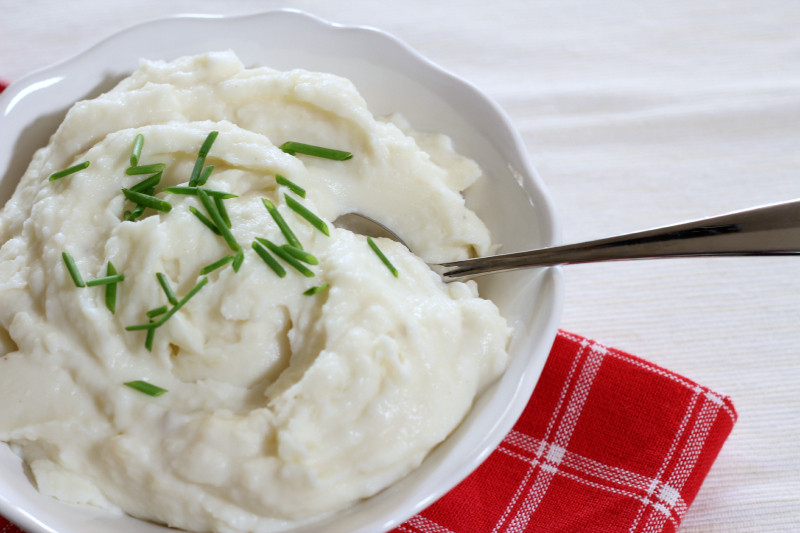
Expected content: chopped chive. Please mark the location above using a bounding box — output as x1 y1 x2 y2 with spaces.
49 161 90 182
200 255 234 275
279 141 353 161
199 131 219 157
156 272 178 306
198 189 239 251
280 244 318 265
189 206 221 235
105 262 118 313
275 174 306 198
367 237 399 277
188 156 206 187
86 273 125 287
163 186 237 199
303 284 329 296
232 247 245 272
252 241 286 277
144 325 155 351
126 163 166 175
122 188 172 212
188 131 219 186
130 171 162 193
256 237 314 277
62 252 85 287
143 309 163 349
146 305 169 318
262 198 302 249
160 276 208 323
125 323 154 332
284 195 329 236
196 165 215 187
130 133 144 166
126 277 209 331
124 380 167 397
214 195 231 228
124 204 146 221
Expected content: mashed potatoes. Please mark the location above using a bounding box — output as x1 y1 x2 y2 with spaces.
0 52 509 532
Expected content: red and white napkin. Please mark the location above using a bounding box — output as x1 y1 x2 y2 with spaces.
390 330 736 533
0 80 735 533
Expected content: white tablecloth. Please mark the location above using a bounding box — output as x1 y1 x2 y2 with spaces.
2 1 799 531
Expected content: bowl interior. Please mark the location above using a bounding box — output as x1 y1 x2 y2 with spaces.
0 10 563 533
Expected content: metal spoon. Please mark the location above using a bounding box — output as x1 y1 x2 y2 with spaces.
334 198 800 280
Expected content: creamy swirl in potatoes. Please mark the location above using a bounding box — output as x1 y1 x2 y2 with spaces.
0 52 509 532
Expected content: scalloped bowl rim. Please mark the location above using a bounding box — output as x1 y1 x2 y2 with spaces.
0 10 564 533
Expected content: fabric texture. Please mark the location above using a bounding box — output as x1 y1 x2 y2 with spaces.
0 80 735 532
392 331 736 533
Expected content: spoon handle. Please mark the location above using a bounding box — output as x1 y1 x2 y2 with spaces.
439 199 800 279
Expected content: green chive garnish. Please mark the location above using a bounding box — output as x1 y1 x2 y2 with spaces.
188 157 205 187
281 244 318 265
256 237 314 277
144 325 155 351
284 195 329 236
124 171 157 222
303 284 329 296
232 247 245 273
156 272 178 306
62 252 85 287
124 380 167 397
157 276 208 324
196 165 214 187
163 186 236 199
200 255 234 275
262 198 302 249
190 206 221 235
86 273 125 287
198 189 239 251
105 262 118 313
124 204 146 221
214 195 231 229
367 237 399 277
188 131 219 186
126 277 209 331
275 174 306 198
49 161 90 182
126 163 166 175
199 131 219 157
146 305 169 318
252 241 286 277
130 172 162 193
130 134 144 167
279 141 353 161
122 188 172 213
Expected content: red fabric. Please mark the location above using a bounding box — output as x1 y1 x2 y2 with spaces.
391 331 736 533
0 81 735 532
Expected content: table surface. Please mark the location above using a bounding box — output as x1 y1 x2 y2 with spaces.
2 1 799 531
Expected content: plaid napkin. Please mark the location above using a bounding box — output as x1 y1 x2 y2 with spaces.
392 331 736 533
0 80 736 533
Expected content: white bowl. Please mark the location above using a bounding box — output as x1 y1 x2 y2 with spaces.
0 10 563 533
